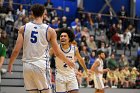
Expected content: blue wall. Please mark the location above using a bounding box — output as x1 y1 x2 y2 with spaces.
14 0 77 19
83 0 130 15
136 0 140 16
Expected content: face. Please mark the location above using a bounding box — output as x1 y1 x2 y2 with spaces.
100 53 106 60
92 51 95 56
43 10 48 20
60 32 70 45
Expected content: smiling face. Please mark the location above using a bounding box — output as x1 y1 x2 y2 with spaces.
60 32 70 45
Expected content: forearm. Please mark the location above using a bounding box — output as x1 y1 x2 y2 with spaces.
91 68 103 74
55 49 70 63
0 57 5 68
9 50 20 65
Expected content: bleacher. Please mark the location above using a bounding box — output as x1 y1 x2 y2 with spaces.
1 59 24 87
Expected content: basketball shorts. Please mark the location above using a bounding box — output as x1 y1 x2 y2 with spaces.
23 61 51 92
55 73 79 93
94 75 104 90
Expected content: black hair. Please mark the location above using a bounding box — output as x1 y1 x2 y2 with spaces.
97 50 104 55
58 28 75 42
31 4 45 18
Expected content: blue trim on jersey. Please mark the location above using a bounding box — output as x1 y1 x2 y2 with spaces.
46 26 49 42
23 25 26 39
60 44 71 54
24 24 26 33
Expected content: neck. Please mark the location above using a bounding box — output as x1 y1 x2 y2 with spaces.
61 43 70 49
99 57 102 60
33 17 43 24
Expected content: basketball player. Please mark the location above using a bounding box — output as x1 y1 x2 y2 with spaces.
8 4 74 93
49 28 88 93
90 50 109 93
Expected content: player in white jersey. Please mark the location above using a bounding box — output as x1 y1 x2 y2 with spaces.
90 50 109 93
50 28 88 93
8 4 74 93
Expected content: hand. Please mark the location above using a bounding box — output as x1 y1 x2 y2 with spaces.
87 70 92 77
8 63 13 74
104 68 110 72
65 61 75 68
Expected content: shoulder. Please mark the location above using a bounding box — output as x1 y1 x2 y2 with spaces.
47 27 56 36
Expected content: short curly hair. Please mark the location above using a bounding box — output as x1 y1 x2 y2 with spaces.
57 28 75 42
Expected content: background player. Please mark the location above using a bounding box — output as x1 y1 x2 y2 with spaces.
90 50 109 93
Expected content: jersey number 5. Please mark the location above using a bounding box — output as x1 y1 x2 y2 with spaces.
30 31 38 43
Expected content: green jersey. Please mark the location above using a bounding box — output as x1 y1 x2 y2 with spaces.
0 42 6 57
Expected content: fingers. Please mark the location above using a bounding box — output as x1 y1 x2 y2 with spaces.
8 65 12 74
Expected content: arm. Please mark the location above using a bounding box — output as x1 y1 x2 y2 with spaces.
90 60 103 74
0 44 6 69
8 26 24 73
48 27 74 68
49 47 54 56
75 47 87 73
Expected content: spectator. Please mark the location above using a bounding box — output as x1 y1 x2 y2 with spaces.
130 67 139 88
44 0 53 12
107 53 118 70
107 70 118 88
88 50 96 69
59 16 68 28
16 4 26 17
118 5 128 29
118 68 126 88
86 35 97 52
71 18 81 30
13 15 23 46
123 28 132 56
5 11 14 35
81 27 90 39
74 25 82 46
80 45 90 69
119 54 129 69
0 0 7 28
123 66 130 88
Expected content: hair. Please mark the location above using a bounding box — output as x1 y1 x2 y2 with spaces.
97 50 104 55
31 4 45 18
58 28 75 42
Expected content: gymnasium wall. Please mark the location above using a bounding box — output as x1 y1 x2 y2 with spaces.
136 0 140 16
15 0 77 19
83 0 130 15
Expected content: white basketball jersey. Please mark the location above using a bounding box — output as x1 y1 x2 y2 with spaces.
55 45 76 77
94 58 103 77
22 22 50 63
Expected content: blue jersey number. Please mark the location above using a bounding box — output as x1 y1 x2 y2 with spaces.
30 31 38 43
